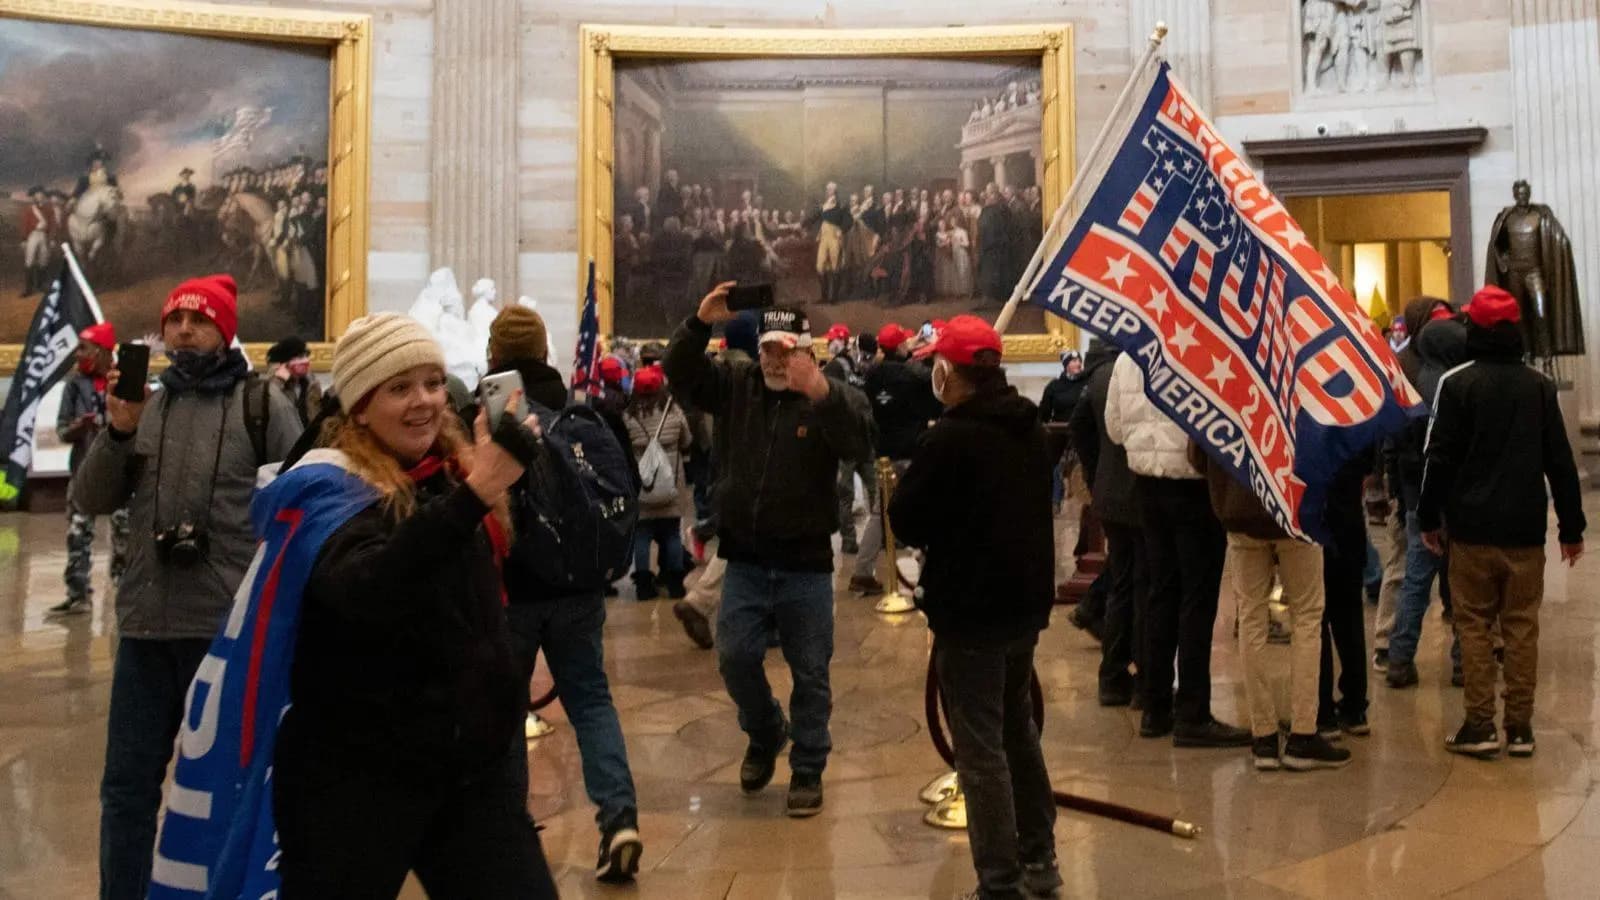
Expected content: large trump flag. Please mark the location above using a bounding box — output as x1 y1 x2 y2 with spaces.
1029 62 1421 543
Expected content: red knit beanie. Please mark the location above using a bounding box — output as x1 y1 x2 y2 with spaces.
1465 286 1520 329
163 274 239 344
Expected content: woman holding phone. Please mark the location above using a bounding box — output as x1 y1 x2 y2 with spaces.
271 313 556 897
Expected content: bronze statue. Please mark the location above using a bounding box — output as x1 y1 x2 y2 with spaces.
1485 179 1585 358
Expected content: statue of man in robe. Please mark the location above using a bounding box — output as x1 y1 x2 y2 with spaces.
1484 179 1586 359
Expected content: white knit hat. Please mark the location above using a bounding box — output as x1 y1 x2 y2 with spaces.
332 313 448 408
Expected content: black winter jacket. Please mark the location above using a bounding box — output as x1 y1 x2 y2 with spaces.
1387 319 1466 509
665 315 871 571
1038 372 1088 425
279 469 523 778
1417 323 1587 548
864 356 942 460
1068 347 1141 526
889 384 1055 643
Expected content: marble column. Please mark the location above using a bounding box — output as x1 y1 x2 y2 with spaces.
1510 1 1600 443
1128 0 1213 111
430 0 520 295
991 156 1009 191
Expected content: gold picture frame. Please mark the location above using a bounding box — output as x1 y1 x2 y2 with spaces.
0 0 371 371
578 23 1077 361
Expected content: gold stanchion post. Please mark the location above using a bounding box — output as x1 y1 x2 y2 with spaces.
872 457 916 615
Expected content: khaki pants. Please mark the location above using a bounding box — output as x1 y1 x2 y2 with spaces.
1369 509 1405 649
1229 533 1326 737
1450 542 1545 728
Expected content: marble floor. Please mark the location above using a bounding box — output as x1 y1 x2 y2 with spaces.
2 503 1599 899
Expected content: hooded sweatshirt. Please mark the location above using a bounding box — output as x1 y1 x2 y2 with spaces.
1418 322 1586 548
1396 297 1452 388
889 382 1055 643
1389 318 1467 509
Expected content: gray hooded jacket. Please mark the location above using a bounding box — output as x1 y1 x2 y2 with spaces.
71 378 300 639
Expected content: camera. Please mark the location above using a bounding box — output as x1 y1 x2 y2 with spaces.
1315 123 1330 137
154 522 210 566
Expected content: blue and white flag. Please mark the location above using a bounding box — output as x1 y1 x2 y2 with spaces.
1028 62 1422 542
150 450 377 900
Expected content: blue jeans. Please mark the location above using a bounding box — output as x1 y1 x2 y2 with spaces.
507 595 638 832
717 562 834 776
101 637 211 900
633 517 684 576
1389 510 1461 669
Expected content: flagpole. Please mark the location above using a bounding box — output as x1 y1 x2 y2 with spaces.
61 243 106 325
994 21 1170 336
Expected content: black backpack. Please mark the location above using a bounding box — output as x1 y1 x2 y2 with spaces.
509 400 638 593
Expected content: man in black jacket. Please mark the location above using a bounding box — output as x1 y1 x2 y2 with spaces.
665 287 871 817
889 315 1059 900
1069 342 1143 707
851 322 941 593
1419 286 1586 759
486 306 644 881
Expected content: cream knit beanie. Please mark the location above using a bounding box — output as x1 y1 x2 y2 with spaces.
332 313 448 408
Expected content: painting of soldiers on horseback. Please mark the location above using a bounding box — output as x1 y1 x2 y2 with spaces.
0 15 332 343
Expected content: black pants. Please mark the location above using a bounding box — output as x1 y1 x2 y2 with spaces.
1100 521 1146 693
274 744 557 899
936 634 1056 900
1136 476 1225 724
1319 532 1369 722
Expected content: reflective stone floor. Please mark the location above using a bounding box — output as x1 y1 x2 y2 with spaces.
2 502 1599 898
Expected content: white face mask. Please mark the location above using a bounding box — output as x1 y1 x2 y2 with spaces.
931 356 953 406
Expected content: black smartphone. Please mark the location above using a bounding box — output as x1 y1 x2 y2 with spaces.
113 343 149 403
726 282 775 311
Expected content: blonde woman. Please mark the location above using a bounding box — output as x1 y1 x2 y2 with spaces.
271 313 556 897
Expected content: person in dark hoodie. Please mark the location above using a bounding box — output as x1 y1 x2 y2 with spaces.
1420 286 1585 759
665 287 871 818
1385 309 1468 689
1068 341 1143 707
484 305 645 882
889 315 1060 900
1190 442 1349 771
852 322 942 594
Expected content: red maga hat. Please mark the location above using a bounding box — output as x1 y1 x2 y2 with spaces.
1465 286 1520 328
918 314 1002 365
79 322 117 351
163 274 238 344
876 323 911 351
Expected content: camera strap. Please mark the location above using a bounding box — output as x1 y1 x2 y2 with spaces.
152 387 233 534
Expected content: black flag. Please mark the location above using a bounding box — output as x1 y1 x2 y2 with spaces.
0 261 100 504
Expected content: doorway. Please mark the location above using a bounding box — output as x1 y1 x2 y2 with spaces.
1283 190 1452 324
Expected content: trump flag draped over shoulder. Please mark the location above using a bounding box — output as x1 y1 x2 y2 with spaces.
1028 62 1421 543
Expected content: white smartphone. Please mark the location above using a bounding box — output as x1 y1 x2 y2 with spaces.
479 370 528 430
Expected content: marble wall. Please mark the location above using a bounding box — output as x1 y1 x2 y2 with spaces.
171 0 1597 431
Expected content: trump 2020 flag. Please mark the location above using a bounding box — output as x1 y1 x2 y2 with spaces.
572 259 602 395
150 450 377 900
1028 62 1421 543
0 261 99 503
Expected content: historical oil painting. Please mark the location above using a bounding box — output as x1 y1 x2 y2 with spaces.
609 55 1049 339
0 15 332 343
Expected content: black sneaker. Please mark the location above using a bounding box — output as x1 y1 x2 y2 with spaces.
740 724 789 794
46 596 90 616
1445 721 1501 758
1283 733 1352 770
785 772 823 818
672 601 714 650
1252 734 1282 770
1386 661 1419 688
1372 648 1389 672
1022 860 1064 898
1505 724 1535 757
1139 710 1173 738
595 825 642 883
1339 710 1371 737
1173 717 1252 748
1316 718 1344 742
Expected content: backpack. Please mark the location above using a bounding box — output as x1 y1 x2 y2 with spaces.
510 401 638 592
634 399 679 506
242 374 273 467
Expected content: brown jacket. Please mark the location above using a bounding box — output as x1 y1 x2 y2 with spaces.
1188 442 1286 541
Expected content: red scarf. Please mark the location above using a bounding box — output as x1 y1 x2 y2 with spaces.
406 454 511 604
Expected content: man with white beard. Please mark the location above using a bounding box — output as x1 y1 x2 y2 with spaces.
664 286 870 819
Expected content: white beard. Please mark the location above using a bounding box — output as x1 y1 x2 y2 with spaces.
763 374 790 392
